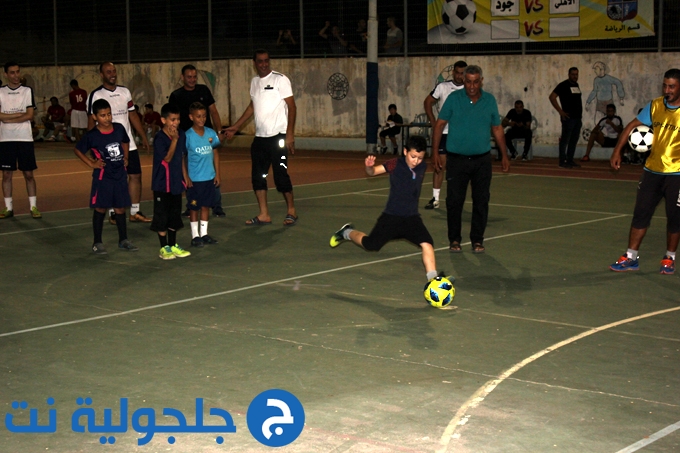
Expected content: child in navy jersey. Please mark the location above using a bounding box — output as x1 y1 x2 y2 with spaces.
330 135 444 283
74 99 138 254
150 103 191 260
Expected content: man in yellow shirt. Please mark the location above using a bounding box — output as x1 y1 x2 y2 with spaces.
610 68 680 274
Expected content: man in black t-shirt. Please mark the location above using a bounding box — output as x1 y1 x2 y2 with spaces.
502 100 533 161
169 64 225 217
549 67 583 168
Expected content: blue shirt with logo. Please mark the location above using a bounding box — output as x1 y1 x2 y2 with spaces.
76 123 130 181
185 127 220 182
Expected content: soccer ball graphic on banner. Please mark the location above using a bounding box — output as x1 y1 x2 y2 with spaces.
423 276 455 308
628 125 654 152
442 0 477 35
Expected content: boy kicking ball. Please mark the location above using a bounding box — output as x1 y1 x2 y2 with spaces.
330 135 446 283
150 103 191 260
74 99 139 254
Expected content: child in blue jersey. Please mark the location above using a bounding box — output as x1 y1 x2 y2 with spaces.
330 135 446 283
74 99 139 254
184 102 223 247
150 103 191 260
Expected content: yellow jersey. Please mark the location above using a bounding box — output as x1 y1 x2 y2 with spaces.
645 97 680 173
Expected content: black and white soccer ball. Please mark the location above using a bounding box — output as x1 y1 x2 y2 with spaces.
628 125 653 152
442 0 477 35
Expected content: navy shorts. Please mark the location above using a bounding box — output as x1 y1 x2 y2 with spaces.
0 141 38 172
251 134 293 193
361 213 434 251
603 137 617 148
631 170 680 232
90 176 131 209
379 126 400 138
186 180 215 210
150 191 184 232
126 150 141 175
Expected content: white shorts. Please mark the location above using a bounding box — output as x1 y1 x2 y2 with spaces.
70 110 88 129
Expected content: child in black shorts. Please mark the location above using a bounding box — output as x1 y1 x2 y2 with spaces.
330 135 444 283
74 99 138 254
150 103 191 260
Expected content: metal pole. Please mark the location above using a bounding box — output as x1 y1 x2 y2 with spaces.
208 0 212 60
403 0 407 57
126 0 131 63
366 0 379 153
299 0 304 58
53 0 58 65
658 0 663 53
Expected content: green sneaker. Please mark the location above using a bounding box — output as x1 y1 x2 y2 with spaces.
170 244 191 258
159 246 176 260
0 208 13 219
31 206 42 219
330 223 353 247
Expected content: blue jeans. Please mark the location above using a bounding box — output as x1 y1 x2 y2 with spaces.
559 118 582 164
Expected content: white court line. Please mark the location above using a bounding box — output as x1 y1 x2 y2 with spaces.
615 420 680 452
437 305 680 453
0 213 626 338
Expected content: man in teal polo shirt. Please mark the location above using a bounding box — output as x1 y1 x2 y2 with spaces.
431 65 510 253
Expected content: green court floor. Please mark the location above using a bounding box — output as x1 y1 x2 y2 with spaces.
1 168 679 452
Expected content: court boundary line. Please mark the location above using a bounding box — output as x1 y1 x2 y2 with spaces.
0 213 626 338
615 420 680 453
437 305 680 452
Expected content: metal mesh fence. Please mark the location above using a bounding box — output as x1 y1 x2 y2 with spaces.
0 0 677 66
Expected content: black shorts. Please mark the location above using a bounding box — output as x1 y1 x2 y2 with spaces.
438 134 448 155
361 213 434 251
90 176 131 209
150 192 184 232
251 134 293 192
186 180 214 210
0 141 37 172
603 137 617 148
631 170 680 232
126 150 142 175
379 127 400 138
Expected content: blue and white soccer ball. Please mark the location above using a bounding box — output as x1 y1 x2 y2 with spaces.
442 0 477 35
628 125 653 152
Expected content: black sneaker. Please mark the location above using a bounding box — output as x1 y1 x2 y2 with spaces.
568 161 581 168
424 197 439 210
522 154 528 161
201 235 218 244
213 207 226 217
191 237 204 247
380 147 388 155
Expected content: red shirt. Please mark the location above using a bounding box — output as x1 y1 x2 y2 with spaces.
47 105 66 122
69 88 87 111
143 111 162 127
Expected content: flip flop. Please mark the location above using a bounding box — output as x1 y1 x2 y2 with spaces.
472 242 486 254
245 216 272 226
449 241 462 253
283 214 298 226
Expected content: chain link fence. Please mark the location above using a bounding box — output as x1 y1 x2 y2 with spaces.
1 0 678 66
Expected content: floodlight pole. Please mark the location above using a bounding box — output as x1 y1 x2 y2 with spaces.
366 0 379 153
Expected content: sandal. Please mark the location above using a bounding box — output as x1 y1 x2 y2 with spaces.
472 242 485 254
245 216 272 226
283 214 298 226
449 241 462 253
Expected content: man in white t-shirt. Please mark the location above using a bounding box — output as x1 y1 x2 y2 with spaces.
423 60 466 210
582 103 623 162
87 62 150 223
0 62 41 219
225 49 298 226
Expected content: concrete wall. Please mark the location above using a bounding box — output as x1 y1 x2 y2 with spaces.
21 52 679 152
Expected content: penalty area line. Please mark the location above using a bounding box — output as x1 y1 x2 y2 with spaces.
615 420 680 453
437 305 680 452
